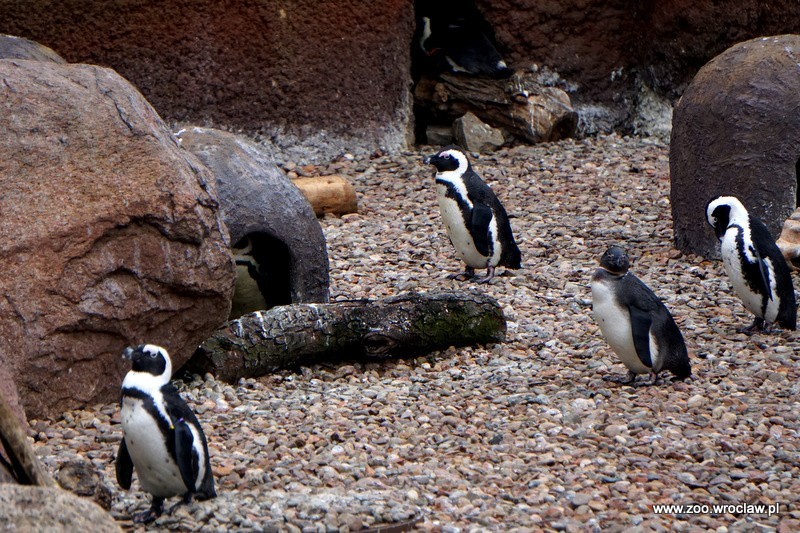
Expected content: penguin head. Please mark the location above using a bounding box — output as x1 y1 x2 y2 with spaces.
423 146 470 174
706 196 747 240
122 344 172 382
598 245 630 275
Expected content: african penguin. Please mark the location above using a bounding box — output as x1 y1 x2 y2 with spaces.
415 1 513 79
231 236 268 319
424 146 521 283
116 344 216 524
591 246 691 384
706 195 797 332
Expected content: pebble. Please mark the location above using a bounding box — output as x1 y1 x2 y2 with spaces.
29 135 800 531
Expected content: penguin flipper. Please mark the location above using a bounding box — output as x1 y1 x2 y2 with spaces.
749 243 771 295
628 304 654 368
471 202 494 257
115 438 133 490
173 418 198 493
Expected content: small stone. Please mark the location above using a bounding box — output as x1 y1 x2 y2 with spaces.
687 394 706 408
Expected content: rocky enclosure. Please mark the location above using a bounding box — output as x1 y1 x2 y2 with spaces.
31 136 800 531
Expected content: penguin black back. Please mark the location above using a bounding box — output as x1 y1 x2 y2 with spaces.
592 246 691 382
425 146 521 281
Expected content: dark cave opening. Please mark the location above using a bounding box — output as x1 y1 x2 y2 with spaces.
230 232 292 319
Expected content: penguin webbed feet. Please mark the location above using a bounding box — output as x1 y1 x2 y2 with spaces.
133 497 165 524
447 266 476 281
167 492 196 515
740 317 767 335
603 371 638 385
473 266 497 284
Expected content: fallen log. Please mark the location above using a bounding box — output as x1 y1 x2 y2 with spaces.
292 175 358 217
0 392 55 486
188 291 506 382
415 71 577 144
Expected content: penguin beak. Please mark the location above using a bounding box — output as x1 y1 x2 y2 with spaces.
423 155 433 165
122 346 135 361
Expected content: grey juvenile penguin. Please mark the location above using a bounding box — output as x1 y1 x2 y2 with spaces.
424 145 521 282
116 344 216 523
706 195 796 332
591 246 691 384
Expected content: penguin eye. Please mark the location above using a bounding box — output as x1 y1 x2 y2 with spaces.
149 351 158 358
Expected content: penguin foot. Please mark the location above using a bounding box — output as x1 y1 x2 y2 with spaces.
473 267 496 284
603 371 637 385
740 317 766 335
168 492 195 514
133 497 165 524
447 266 476 281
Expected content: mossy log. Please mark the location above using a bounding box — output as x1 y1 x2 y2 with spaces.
0 393 55 486
189 291 506 382
415 72 577 144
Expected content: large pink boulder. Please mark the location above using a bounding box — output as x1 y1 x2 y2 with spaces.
0 59 235 419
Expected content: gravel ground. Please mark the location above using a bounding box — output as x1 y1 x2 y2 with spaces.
31 134 800 532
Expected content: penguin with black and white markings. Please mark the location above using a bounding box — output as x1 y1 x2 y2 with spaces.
591 246 691 384
230 236 268 319
423 146 521 283
415 0 513 79
706 195 797 332
116 344 216 524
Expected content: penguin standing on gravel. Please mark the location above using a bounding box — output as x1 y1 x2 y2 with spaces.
591 246 691 384
706 195 797 332
116 344 216 524
424 146 521 283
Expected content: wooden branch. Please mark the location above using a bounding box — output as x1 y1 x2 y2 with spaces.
415 72 577 144
292 175 358 217
188 291 506 382
0 392 55 486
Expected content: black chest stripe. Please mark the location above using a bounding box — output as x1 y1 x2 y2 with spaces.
437 177 476 225
733 225 771 307
122 387 177 461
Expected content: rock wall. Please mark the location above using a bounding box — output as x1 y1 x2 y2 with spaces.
480 0 800 133
1 1 799 150
0 0 414 163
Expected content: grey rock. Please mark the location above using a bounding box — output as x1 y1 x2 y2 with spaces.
0 34 65 63
426 125 454 146
671 35 800 258
0 485 120 532
453 112 505 153
178 127 330 314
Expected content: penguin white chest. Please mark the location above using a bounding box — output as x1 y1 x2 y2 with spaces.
591 279 652 375
720 231 770 319
121 396 188 498
436 183 499 268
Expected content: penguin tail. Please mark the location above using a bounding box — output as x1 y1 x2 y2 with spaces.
669 357 692 380
502 245 522 270
196 469 217 500
778 307 797 330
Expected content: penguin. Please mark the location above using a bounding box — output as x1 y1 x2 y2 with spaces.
424 146 521 282
116 344 216 524
706 195 797 332
231 236 269 319
591 246 691 384
229 234 292 319
415 1 513 79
